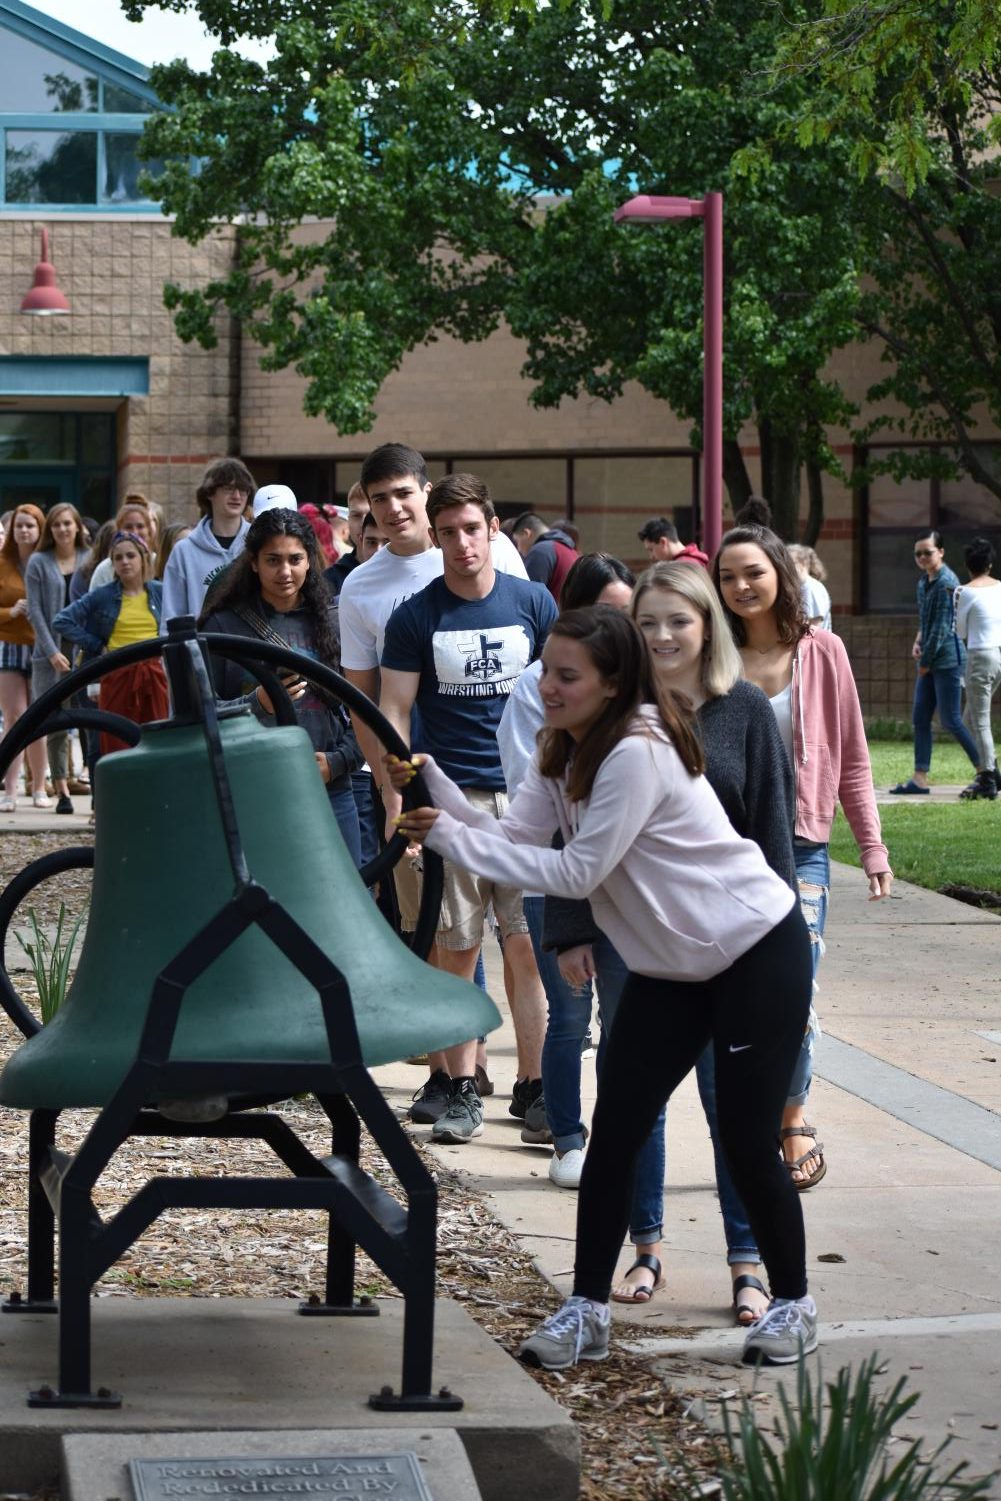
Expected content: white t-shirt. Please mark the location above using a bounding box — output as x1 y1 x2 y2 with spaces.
338 532 528 671
801 577 831 631
768 682 794 763
90 554 158 591
955 582 1001 650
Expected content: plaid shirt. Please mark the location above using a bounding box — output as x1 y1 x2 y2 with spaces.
917 563 965 671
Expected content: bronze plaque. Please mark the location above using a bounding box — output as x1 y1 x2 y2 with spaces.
130 1453 432 1501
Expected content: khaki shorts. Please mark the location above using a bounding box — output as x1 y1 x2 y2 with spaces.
393 786 529 951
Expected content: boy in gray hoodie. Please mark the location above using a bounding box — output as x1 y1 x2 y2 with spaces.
160 458 255 632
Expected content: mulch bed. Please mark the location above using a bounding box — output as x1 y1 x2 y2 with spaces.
0 832 726 1500
939 883 1001 913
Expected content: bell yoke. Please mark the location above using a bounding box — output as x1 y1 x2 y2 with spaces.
0 617 499 1410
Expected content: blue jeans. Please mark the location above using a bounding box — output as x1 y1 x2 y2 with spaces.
695 1047 760 1264
786 841 829 1106
351 768 380 870
327 778 362 869
526 896 592 1152
913 664 979 772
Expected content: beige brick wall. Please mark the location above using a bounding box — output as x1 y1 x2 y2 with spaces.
240 319 687 459
4 214 997 622
836 615 1001 727
0 216 240 523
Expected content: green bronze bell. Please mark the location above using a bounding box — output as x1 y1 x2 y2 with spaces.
0 710 500 1111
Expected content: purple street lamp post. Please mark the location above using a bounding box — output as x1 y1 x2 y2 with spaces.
613 192 724 561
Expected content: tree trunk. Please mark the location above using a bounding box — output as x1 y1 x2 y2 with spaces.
722 438 752 519
803 459 824 547
758 419 801 539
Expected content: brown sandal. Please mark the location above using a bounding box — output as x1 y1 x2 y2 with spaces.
778 1124 827 1191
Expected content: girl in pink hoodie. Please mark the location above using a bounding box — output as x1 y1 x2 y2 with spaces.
714 523 892 1192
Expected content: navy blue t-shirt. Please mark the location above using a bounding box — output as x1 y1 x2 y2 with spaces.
381 572 557 787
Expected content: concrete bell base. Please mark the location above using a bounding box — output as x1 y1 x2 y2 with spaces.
0 1298 578 1501
62 1429 481 1501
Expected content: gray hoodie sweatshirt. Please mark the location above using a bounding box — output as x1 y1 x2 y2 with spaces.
159 515 249 632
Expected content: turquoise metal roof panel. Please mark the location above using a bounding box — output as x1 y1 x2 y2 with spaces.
0 356 150 396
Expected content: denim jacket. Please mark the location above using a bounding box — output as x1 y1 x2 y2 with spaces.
53 579 163 660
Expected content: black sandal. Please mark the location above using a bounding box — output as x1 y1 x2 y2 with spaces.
732 1273 768 1327
611 1253 665 1304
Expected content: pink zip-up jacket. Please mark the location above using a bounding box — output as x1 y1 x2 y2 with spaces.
790 629 890 877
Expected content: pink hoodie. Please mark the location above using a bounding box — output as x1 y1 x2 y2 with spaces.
790 629 890 877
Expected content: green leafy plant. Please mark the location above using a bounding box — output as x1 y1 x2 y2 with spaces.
685 1354 996 1500
15 902 88 1025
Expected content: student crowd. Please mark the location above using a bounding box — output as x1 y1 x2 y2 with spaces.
3 441 996 1374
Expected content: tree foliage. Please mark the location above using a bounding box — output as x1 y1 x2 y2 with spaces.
476 0 875 532
125 0 1001 533
774 0 1001 191
128 2 536 432
770 1 1001 500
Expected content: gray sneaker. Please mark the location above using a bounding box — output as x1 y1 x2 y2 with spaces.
431 1079 484 1144
408 1069 452 1124
519 1296 610 1370
520 1082 552 1143
742 1295 818 1365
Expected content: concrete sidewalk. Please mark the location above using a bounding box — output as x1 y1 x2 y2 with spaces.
872 782 983 804
372 864 1001 1490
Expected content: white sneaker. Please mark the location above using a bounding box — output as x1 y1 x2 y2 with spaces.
548 1147 585 1189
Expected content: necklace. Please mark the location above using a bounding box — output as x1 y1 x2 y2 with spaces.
749 639 784 655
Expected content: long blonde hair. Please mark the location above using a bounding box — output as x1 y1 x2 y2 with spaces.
631 562 743 700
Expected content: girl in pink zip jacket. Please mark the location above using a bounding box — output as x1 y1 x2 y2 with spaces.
713 522 892 1192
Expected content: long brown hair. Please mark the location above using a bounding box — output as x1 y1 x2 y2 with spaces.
39 502 86 552
712 524 807 647
0 504 46 566
538 606 703 801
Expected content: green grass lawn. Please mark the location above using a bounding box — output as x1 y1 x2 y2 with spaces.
865 740 987 788
828 740 1001 896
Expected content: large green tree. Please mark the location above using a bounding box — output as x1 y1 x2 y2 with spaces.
128 0 882 535
775 0 1001 189
473 1 877 535
772 1 1001 502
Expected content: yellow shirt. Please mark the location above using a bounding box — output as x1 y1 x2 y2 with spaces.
108 590 157 651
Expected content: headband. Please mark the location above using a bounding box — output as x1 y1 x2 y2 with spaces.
111 529 149 554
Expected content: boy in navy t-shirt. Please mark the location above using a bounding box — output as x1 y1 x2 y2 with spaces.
381 473 556 1145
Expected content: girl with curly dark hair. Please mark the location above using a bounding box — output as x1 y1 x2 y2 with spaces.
199 508 363 865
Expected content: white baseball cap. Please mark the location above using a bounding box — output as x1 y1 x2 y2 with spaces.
253 483 297 517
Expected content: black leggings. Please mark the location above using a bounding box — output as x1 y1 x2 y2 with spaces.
573 904 813 1303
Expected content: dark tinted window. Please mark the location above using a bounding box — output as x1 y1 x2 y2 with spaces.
6 129 98 204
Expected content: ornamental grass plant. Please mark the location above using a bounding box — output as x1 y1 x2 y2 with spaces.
685 1355 996 1501
14 902 88 1025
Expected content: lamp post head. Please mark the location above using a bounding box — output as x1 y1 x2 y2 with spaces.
21 228 72 315
613 194 705 223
